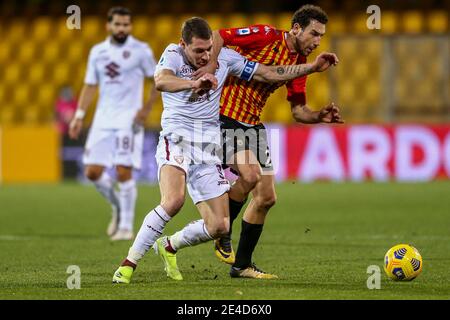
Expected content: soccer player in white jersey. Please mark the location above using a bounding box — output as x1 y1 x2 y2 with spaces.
69 7 158 241
112 17 338 282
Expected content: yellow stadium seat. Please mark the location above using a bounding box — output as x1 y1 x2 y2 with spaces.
154 15 176 40
0 85 7 103
52 63 71 86
66 42 85 62
251 13 275 26
12 85 31 107
381 11 398 34
352 59 370 79
17 41 36 63
203 14 223 31
149 100 163 128
428 11 448 33
403 11 424 33
316 36 330 52
56 17 77 41
365 81 381 105
6 19 27 44
226 14 248 29
0 43 11 63
28 63 47 84
31 17 53 41
42 41 61 62
23 105 41 124
339 81 356 104
265 88 287 122
82 16 102 39
276 13 293 31
3 63 22 84
273 100 292 123
133 16 150 40
0 106 15 125
352 13 372 34
326 14 346 34
37 84 57 110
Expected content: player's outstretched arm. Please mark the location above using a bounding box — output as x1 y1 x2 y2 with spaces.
253 52 339 83
155 69 218 93
291 102 344 124
68 84 97 140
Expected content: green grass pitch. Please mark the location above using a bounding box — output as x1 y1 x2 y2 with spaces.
0 181 449 300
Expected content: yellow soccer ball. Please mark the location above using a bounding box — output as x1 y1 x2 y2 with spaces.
384 244 423 281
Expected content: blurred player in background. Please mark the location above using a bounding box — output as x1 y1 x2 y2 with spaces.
112 17 338 283
194 4 344 278
69 7 158 241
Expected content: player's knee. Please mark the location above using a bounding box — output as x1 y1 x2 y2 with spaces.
255 192 277 211
85 167 102 181
116 168 132 182
239 169 261 191
161 197 185 216
206 221 229 238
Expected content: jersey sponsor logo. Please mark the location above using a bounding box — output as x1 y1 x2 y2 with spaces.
218 180 229 186
240 60 257 81
180 65 195 77
123 50 131 59
236 28 251 36
105 62 120 79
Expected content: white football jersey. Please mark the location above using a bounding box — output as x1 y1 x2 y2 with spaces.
85 35 157 129
155 44 259 145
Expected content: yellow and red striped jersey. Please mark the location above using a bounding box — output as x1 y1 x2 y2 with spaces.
219 24 307 125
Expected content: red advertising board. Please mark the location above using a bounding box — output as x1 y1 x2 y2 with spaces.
266 125 450 181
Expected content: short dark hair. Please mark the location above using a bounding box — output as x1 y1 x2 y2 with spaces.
107 7 132 22
291 4 328 29
181 17 212 44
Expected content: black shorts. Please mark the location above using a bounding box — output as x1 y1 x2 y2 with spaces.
220 114 273 171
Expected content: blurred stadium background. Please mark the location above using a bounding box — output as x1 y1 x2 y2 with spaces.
0 0 449 183
1 0 450 301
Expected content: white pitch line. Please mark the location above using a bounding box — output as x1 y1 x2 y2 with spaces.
0 235 35 241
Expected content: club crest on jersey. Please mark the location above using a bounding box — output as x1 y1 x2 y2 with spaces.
123 50 131 59
236 28 250 36
174 156 184 165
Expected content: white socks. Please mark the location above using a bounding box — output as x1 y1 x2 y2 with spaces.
169 219 213 251
128 205 172 263
93 173 137 232
93 172 120 214
117 180 137 232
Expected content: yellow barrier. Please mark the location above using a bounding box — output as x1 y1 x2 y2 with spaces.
0 125 61 183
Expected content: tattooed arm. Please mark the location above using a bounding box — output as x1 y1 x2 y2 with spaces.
252 52 339 84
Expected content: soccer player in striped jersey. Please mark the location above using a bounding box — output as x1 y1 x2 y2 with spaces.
112 17 339 283
194 4 344 278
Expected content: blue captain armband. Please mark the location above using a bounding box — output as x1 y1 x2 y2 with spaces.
240 60 257 81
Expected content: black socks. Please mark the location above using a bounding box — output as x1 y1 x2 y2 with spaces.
233 220 264 269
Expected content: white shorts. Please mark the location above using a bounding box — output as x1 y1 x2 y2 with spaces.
156 133 230 204
83 128 144 169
